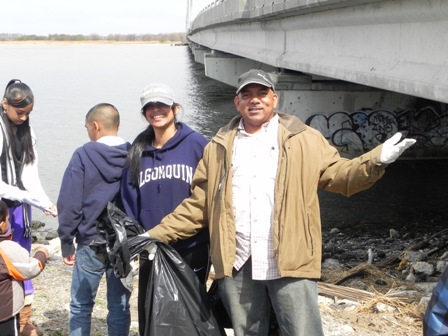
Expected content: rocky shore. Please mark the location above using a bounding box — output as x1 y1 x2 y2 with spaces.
29 219 445 336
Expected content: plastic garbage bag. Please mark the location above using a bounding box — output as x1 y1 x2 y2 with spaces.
91 202 226 335
90 202 145 278
142 239 226 336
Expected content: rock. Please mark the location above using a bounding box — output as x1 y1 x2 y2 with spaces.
405 273 417 282
45 231 59 240
387 289 420 298
406 251 428 262
390 229 399 239
32 220 46 230
415 282 437 293
322 258 343 269
374 279 388 286
412 261 434 276
330 228 340 234
437 261 448 273
30 220 58 245
376 302 396 313
420 295 432 306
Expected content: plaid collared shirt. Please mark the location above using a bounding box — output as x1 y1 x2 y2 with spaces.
231 114 281 280
424 264 448 335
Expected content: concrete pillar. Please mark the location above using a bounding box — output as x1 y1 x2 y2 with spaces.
203 50 277 87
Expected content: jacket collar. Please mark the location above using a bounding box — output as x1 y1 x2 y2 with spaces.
214 112 306 144
277 113 307 134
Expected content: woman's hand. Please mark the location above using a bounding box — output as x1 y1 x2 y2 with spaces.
44 203 58 217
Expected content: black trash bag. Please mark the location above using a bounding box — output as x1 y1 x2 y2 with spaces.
143 239 226 336
207 280 232 329
91 202 226 335
90 202 145 278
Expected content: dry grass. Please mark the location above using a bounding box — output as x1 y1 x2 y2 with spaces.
320 263 427 335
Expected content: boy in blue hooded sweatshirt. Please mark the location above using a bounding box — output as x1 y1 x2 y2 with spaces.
120 83 209 335
57 103 131 336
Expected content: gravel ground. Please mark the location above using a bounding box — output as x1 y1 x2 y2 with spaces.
28 237 428 336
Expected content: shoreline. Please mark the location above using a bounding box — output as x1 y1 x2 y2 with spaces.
0 40 185 46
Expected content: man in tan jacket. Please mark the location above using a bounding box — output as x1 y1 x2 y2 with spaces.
146 69 416 336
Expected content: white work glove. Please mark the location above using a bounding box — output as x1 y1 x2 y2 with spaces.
380 132 416 164
139 232 157 260
120 258 139 292
121 270 134 292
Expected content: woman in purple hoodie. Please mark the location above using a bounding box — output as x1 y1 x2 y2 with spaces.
120 83 210 335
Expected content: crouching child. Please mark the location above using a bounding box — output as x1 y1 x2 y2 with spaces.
0 200 49 335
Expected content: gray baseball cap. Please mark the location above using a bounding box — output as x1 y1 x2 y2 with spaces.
236 69 275 94
140 83 176 109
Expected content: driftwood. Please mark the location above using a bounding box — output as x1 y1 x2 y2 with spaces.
318 282 414 304
333 269 367 285
318 282 373 302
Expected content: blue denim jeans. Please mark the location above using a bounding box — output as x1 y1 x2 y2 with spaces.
218 258 324 336
70 245 131 336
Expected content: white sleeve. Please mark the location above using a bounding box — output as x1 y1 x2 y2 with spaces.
18 126 52 209
0 124 30 202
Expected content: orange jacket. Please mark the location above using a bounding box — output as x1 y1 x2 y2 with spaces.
0 240 47 322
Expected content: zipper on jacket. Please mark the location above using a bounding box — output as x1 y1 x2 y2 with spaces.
218 157 227 191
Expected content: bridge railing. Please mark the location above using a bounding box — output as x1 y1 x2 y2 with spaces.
191 0 382 32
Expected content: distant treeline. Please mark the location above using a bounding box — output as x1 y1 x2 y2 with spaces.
0 33 187 43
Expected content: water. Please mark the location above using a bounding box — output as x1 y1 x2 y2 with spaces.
0 43 236 229
1 43 446 236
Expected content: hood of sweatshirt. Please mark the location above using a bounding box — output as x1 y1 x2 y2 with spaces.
57 140 131 255
82 141 130 183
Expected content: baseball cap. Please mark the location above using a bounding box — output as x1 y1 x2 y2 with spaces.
140 83 176 109
236 69 275 94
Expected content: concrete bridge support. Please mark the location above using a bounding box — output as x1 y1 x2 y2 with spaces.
191 46 440 158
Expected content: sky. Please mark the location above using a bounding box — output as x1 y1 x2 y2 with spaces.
2 0 213 35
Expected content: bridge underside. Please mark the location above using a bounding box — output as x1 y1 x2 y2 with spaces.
189 0 448 104
188 0 448 159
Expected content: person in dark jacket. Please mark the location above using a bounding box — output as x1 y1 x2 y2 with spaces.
120 83 209 335
57 103 131 336
0 200 49 336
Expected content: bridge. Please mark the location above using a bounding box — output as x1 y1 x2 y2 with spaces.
186 0 448 158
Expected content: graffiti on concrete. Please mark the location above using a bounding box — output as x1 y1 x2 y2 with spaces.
305 106 448 157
